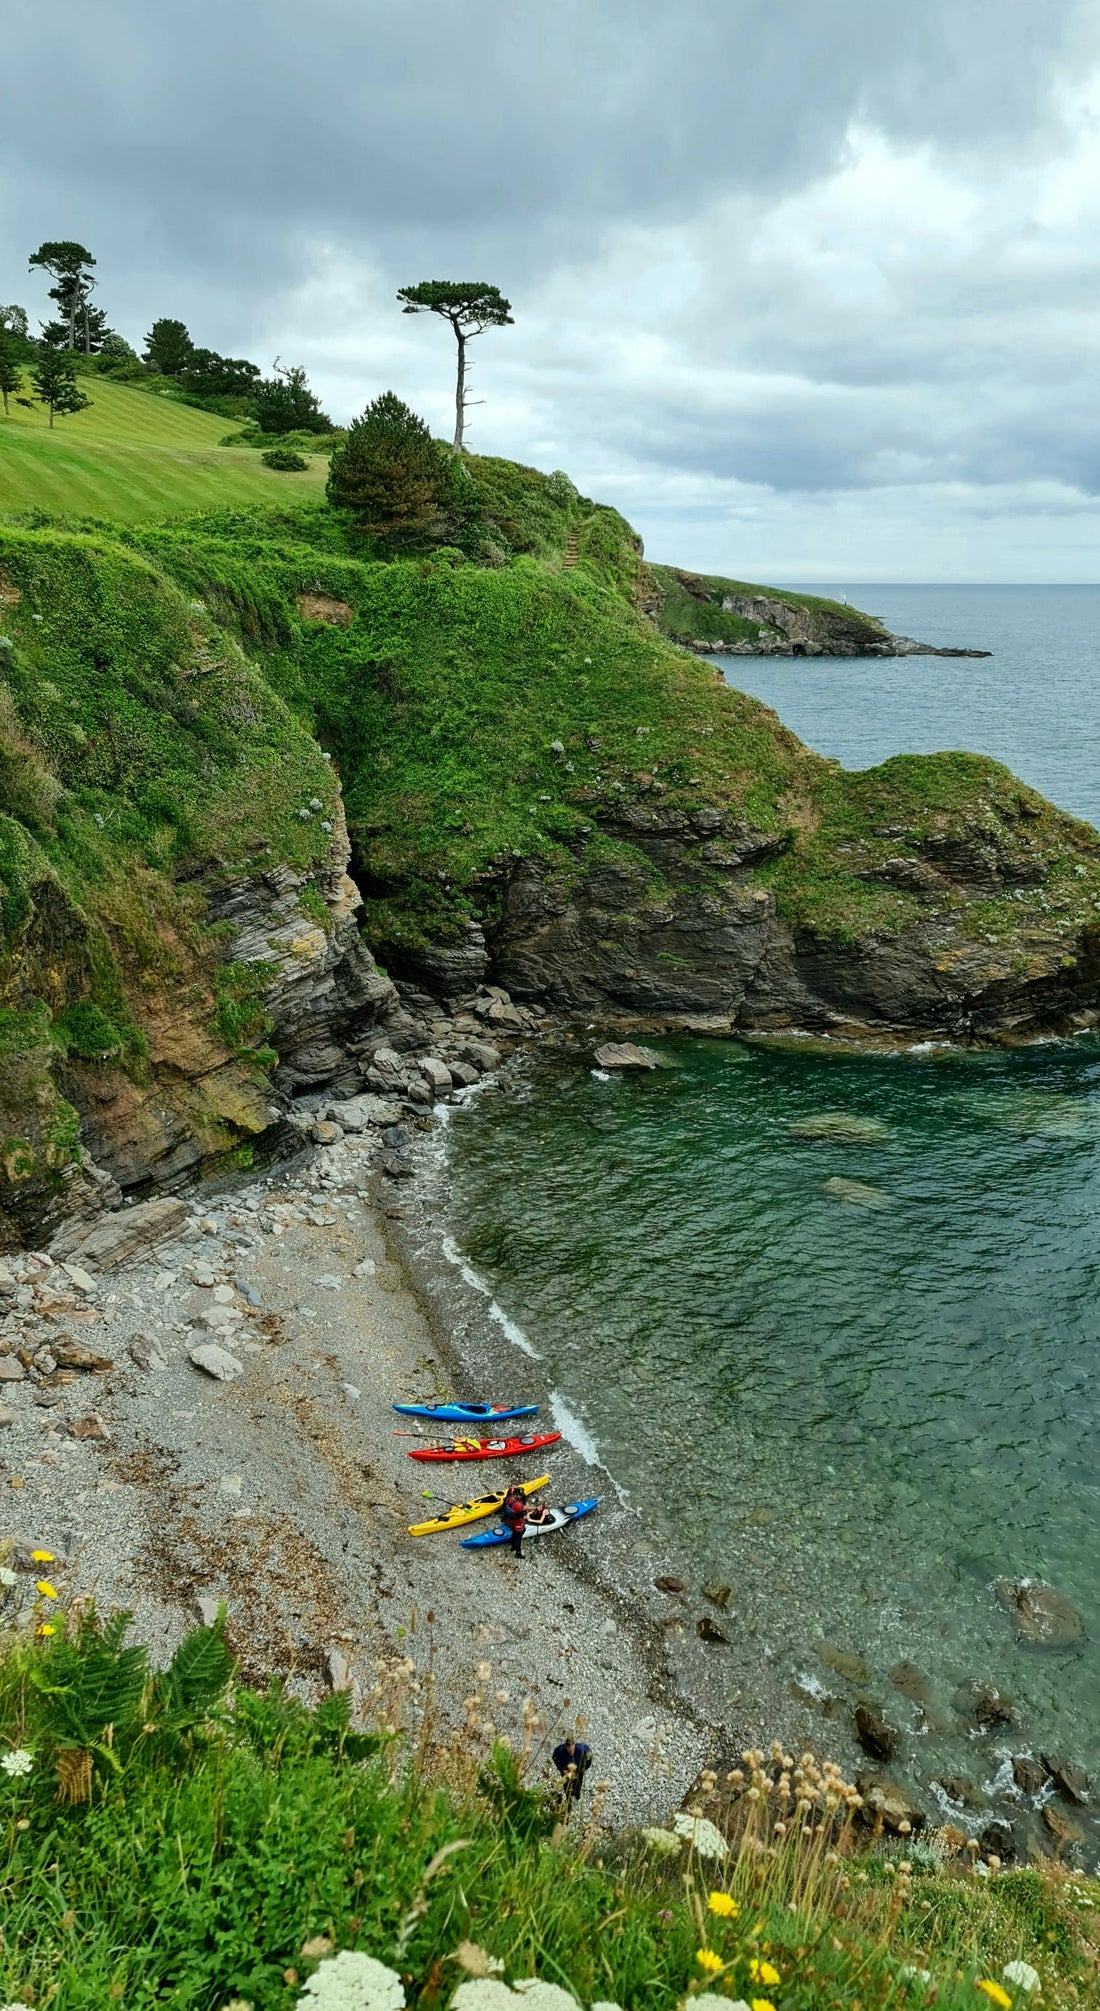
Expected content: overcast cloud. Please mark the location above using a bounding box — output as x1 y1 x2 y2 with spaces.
4 0 1100 578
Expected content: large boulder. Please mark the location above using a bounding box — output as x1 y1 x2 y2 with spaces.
51 1196 191 1271
594 1042 662 1070
856 1773 925 1834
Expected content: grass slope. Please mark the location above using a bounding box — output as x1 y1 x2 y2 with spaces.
0 375 326 521
1 1607 1097 2010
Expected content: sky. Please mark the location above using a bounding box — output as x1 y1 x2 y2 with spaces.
4 0 1100 581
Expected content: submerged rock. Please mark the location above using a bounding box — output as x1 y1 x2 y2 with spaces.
823 1177 891 1210
816 1640 870 1685
593 1042 663 1070
979 1818 1016 1863
788 1113 890 1144
889 1660 934 1705
934 1774 989 1811
701 1582 732 1610
997 1578 1085 1650
952 1679 1014 1728
654 1574 686 1595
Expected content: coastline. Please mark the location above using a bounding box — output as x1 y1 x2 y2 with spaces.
0 1104 710 1829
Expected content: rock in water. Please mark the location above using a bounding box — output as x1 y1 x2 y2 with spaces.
979 1818 1016 1863
1041 1803 1084 1849
934 1774 988 1810
997 1579 1085 1650
1040 1754 1091 1805
702 1582 732 1609
1011 1755 1048 1797
856 1773 925 1834
593 1042 662 1070
816 1640 870 1685
654 1575 686 1595
952 1679 1014 1728
854 1703 899 1761
889 1660 933 1705
823 1176 890 1210
788 1113 890 1144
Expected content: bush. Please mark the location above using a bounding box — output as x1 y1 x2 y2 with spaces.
262 445 309 472
326 391 456 551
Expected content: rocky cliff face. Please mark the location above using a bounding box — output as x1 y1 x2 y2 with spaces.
482 797 1100 1042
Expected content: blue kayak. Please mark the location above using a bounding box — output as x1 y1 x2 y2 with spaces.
392 1401 539 1425
461 1497 600 1548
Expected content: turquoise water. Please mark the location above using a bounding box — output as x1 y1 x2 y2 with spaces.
444 589 1100 1835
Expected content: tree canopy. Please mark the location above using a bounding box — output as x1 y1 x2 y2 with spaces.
0 326 21 415
326 390 455 549
28 241 103 352
144 318 195 376
253 360 332 436
397 280 514 451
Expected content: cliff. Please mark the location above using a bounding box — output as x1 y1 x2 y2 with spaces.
0 459 1094 1243
646 564 990 658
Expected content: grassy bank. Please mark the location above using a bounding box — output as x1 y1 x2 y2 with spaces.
0 1606 1095 2010
0 375 327 520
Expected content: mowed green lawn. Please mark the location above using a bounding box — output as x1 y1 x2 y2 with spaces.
0 373 328 520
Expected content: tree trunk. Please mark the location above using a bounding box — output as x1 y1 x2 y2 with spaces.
83 303 90 355
48 401 55 428
453 324 466 451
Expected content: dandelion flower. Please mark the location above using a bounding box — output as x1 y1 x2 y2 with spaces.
1 1749 32 1778
296 1951 405 2010
1002 1962 1040 1995
707 1892 740 1918
751 2001 777 2011
35 1580 57 1600
37 1623 55 1637
976 1985 1012 2010
749 1961 781 1988
30 1550 54 1564
696 1950 725 1976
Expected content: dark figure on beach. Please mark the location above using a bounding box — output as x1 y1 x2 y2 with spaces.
552 1735 592 1801
502 1485 526 1558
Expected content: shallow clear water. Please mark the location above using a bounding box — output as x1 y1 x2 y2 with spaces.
444 588 1100 1822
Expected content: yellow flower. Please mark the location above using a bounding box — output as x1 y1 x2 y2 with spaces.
751 2001 776 2011
708 1892 740 1918
749 1960 781 1988
696 1949 725 1975
31 1550 55 1563
35 1580 57 1599
976 1986 1012 2010
37 1622 55 1637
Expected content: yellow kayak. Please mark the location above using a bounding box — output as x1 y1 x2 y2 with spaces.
407 1474 549 1537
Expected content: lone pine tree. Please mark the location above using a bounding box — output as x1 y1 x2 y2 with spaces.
0 326 21 415
396 280 513 450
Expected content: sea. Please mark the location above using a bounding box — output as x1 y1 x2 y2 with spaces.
439 586 1100 1841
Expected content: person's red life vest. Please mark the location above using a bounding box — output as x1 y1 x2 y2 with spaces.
502 1489 526 1530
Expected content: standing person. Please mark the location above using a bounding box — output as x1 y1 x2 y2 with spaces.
552 1733 592 1803
502 1484 527 1559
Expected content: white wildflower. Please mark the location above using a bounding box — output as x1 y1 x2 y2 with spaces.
671 1810 728 1860
1003 1961 1041 1995
512 1984 580 2011
297 1952 405 2011
0 1568 17 1588
453 1987 526 2011
454 1946 506 1980
640 1826 681 1856
692 2000 749 2011
1 1749 33 1778
1 2002 35 2011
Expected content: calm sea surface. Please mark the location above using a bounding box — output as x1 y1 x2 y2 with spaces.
443 588 1100 1828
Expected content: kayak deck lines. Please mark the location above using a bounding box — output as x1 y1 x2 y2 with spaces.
406 1473 549 1537
409 1431 561 1463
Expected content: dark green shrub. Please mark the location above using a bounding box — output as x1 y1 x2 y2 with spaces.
262 445 309 472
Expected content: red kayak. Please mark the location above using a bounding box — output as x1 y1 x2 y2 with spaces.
409 1431 562 1463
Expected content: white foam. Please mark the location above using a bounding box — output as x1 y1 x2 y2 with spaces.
439 1236 540 1358
550 1389 601 1465
590 1069 611 1081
